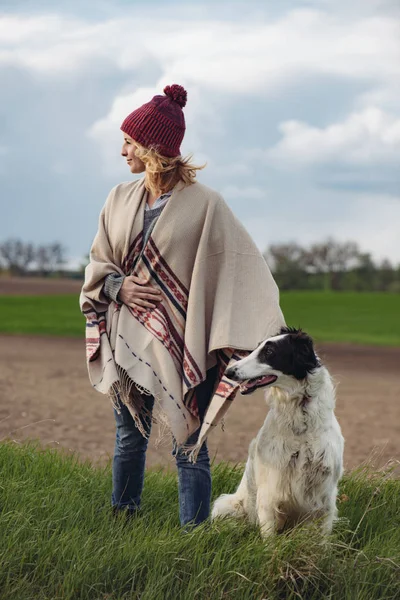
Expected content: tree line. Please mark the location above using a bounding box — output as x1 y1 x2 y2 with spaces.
1 237 399 292
264 239 400 292
0 239 66 276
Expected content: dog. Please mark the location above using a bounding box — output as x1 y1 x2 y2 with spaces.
212 327 344 538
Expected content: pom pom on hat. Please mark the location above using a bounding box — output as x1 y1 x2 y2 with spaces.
163 84 187 108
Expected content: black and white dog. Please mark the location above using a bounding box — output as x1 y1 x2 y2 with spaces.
212 327 344 538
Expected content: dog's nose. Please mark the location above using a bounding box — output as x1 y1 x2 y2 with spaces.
226 366 238 380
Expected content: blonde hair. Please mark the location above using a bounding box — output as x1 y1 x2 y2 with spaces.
133 142 205 196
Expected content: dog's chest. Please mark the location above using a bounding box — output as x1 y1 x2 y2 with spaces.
257 432 332 503
257 432 316 471
288 445 331 480
257 414 331 479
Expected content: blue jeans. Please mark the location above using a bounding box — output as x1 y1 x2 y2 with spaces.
112 366 217 527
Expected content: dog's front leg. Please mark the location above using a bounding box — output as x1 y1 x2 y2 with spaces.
320 503 338 536
256 486 276 539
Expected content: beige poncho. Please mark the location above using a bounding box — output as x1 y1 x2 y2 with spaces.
80 178 285 458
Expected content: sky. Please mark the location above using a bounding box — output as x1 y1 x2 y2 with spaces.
0 0 399 268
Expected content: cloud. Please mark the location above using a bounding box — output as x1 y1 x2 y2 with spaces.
0 15 97 72
336 193 400 263
78 7 399 171
3 6 399 169
0 144 8 174
1 10 398 97
267 107 400 167
0 15 59 44
222 185 266 201
356 80 400 113
206 162 253 180
241 190 400 263
1 1 399 264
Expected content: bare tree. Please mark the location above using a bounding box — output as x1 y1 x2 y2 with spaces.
377 259 395 291
47 242 66 273
303 239 360 290
264 243 308 289
265 243 306 271
0 239 35 275
34 243 66 275
35 245 51 276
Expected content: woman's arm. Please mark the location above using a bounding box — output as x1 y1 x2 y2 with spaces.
103 272 162 310
103 273 125 302
80 195 125 314
81 184 162 313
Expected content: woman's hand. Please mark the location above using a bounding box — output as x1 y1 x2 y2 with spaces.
118 275 162 311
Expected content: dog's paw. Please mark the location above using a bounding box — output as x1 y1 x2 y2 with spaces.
259 521 276 539
211 494 239 521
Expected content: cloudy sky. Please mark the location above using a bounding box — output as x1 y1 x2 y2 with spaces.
1 0 399 267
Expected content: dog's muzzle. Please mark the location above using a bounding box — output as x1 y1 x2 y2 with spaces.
225 365 241 381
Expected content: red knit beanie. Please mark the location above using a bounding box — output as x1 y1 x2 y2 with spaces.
120 84 187 158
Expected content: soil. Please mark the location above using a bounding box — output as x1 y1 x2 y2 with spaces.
1 334 399 472
1 277 399 471
0 276 83 296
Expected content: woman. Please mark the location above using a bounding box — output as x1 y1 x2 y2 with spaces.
80 84 285 527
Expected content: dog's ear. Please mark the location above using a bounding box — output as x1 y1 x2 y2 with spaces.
290 333 319 379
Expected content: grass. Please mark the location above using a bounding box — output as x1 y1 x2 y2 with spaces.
280 292 400 346
0 291 399 346
0 295 82 337
0 442 399 600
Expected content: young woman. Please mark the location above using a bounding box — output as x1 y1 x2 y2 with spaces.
80 84 284 527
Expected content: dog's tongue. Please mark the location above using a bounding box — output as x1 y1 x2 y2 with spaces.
239 374 277 394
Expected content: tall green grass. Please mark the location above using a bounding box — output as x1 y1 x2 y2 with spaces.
0 442 399 600
0 295 82 337
0 292 399 345
281 292 400 346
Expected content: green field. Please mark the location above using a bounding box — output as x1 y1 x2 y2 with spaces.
0 442 399 600
0 292 399 346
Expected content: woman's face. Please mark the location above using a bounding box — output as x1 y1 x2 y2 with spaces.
121 134 145 174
